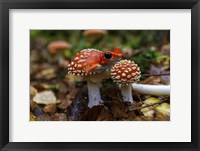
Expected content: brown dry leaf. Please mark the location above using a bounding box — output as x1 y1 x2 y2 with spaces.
31 83 48 92
81 105 104 121
96 107 114 121
154 111 170 121
52 113 67 121
30 64 40 75
30 49 41 62
36 114 52 121
43 104 57 113
57 85 78 110
35 68 57 80
31 83 59 92
134 116 154 121
30 86 38 98
57 98 72 110
110 101 129 119
32 64 57 80
128 101 143 111
30 99 39 111
141 76 161 85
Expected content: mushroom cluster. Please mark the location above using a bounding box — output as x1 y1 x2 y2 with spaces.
111 60 141 103
67 48 142 107
67 48 122 108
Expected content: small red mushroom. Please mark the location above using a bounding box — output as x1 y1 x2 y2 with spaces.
111 60 141 103
67 48 122 107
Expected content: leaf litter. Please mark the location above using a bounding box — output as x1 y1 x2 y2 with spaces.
30 30 170 121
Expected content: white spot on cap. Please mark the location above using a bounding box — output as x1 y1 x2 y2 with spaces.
74 57 79 60
78 64 82 68
115 75 120 79
128 68 132 71
111 72 117 75
78 59 85 63
132 73 136 76
122 73 126 77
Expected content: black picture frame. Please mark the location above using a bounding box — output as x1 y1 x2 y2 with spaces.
0 0 200 151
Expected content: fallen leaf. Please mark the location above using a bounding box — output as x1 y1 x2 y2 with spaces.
155 102 170 116
30 112 36 121
36 114 51 121
140 97 161 117
81 105 104 121
33 91 58 105
30 86 38 98
43 104 57 113
96 107 114 121
52 113 67 121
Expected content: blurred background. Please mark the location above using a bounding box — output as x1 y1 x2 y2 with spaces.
30 30 170 121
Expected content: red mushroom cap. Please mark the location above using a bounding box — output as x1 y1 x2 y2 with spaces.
111 60 141 86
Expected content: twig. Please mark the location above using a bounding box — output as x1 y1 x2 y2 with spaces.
129 100 166 111
141 73 170 77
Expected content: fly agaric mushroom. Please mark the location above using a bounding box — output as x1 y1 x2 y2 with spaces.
48 40 71 54
67 48 122 108
111 60 141 103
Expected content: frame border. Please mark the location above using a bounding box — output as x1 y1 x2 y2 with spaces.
0 0 199 151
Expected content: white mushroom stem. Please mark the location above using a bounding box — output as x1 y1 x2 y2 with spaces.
120 85 133 103
87 80 103 108
132 83 170 96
